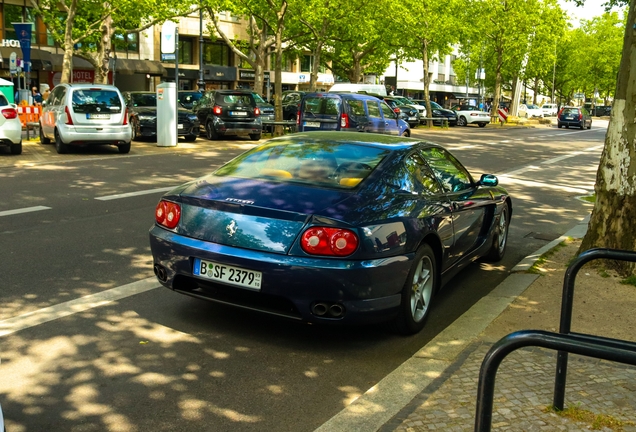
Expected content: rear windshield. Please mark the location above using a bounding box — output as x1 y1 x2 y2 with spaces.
130 93 156 107
215 93 255 106
562 108 579 115
302 97 341 118
214 139 390 189
72 89 122 113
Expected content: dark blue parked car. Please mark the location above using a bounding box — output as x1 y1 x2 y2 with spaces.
149 132 512 334
297 93 410 136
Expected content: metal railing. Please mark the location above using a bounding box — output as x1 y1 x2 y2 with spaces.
474 247 636 432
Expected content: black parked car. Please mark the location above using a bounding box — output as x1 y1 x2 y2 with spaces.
124 91 199 142
413 100 458 126
252 93 275 131
194 90 262 140
373 96 419 128
178 91 204 110
557 106 592 129
281 90 307 120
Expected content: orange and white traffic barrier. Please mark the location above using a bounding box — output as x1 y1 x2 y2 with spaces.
17 105 41 128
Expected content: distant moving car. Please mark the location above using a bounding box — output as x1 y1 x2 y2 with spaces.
149 131 512 334
541 103 558 116
557 106 592 129
413 100 458 126
124 91 199 142
194 90 262 141
0 93 22 155
297 92 410 136
451 105 490 127
178 91 204 110
40 83 132 154
518 104 543 118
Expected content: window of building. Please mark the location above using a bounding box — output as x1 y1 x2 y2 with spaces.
204 42 230 66
3 4 23 40
162 37 194 65
113 32 139 53
300 55 312 73
270 52 294 71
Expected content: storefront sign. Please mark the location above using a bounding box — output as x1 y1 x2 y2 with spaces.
204 65 236 82
239 69 270 81
0 39 21 48
49 70 111 87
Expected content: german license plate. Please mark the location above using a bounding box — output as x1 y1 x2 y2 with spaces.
178 124 184 129
304 121 320 127
193 258 262 290
87 113 110 119
409 117 416 120
230 111 248 116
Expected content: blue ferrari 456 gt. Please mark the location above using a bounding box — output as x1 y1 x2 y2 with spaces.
149 131 512 334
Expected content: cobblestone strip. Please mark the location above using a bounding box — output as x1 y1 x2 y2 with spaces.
384 342 636 431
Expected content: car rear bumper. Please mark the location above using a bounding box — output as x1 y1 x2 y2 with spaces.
149 225 411 324
0 122 22 145
59 125 132 145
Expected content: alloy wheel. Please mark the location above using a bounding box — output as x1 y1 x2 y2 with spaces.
410 255 434 322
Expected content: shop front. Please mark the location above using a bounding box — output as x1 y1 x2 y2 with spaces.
203 65 237 90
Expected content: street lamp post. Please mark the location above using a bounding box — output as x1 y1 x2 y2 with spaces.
551 42 556 103
198 8 205 92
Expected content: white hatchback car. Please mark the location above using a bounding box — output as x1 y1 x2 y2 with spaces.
518 104 544 118
40 83 132 154
0 93 23 155
541 103 558 116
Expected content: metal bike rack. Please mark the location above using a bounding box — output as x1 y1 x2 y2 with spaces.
474 247 636 432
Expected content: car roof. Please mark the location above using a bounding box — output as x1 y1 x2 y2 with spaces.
304 92 380 101
266 131 440 151
60 83 120 90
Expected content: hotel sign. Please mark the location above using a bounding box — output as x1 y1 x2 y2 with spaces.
0 39 22 48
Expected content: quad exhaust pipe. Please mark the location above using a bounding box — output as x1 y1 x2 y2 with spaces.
311 302 345 318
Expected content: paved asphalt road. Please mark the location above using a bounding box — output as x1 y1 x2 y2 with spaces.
0 121 606 431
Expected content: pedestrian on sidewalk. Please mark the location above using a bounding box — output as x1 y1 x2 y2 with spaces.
32 87 43 105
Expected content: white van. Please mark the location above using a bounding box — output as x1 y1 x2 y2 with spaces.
328 83 387 96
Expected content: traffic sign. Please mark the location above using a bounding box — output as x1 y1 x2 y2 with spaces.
161 21 176 54
498 108 508 123
9 52 16 74
574 92 585 99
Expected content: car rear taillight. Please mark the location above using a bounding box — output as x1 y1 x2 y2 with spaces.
155 200 181 229
557 108 564 117
254 107 260 116
296 111 300 126
213 105 222 115
123 107 129 125
301 227 359 257
1 107 17 119
578 112 582 120
65 106 74 125
341 113 349 128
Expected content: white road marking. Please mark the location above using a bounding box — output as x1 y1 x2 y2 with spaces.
0 278 160 337
498 176 593 195
0 206 51 217
95 186 175 201
499 145 603 176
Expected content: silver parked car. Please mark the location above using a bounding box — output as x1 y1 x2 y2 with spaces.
39 83 132 154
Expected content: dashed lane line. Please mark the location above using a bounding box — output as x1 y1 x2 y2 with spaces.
95 186 176 201
0 278 160 337
0 206 51 217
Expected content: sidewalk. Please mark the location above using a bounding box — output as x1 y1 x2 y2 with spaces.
315 216 636 432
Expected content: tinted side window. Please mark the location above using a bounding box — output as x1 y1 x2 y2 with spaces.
380 102 394 119
50 87 65 106
420 147 473 193
0 94 8 106
348 100 365 116
367 101 381 118
400 153 443 195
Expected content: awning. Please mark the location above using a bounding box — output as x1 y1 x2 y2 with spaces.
115 58 165 76
49 53 94 69
0 47 54 71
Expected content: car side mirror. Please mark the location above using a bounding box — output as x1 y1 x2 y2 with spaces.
478 174 498 187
